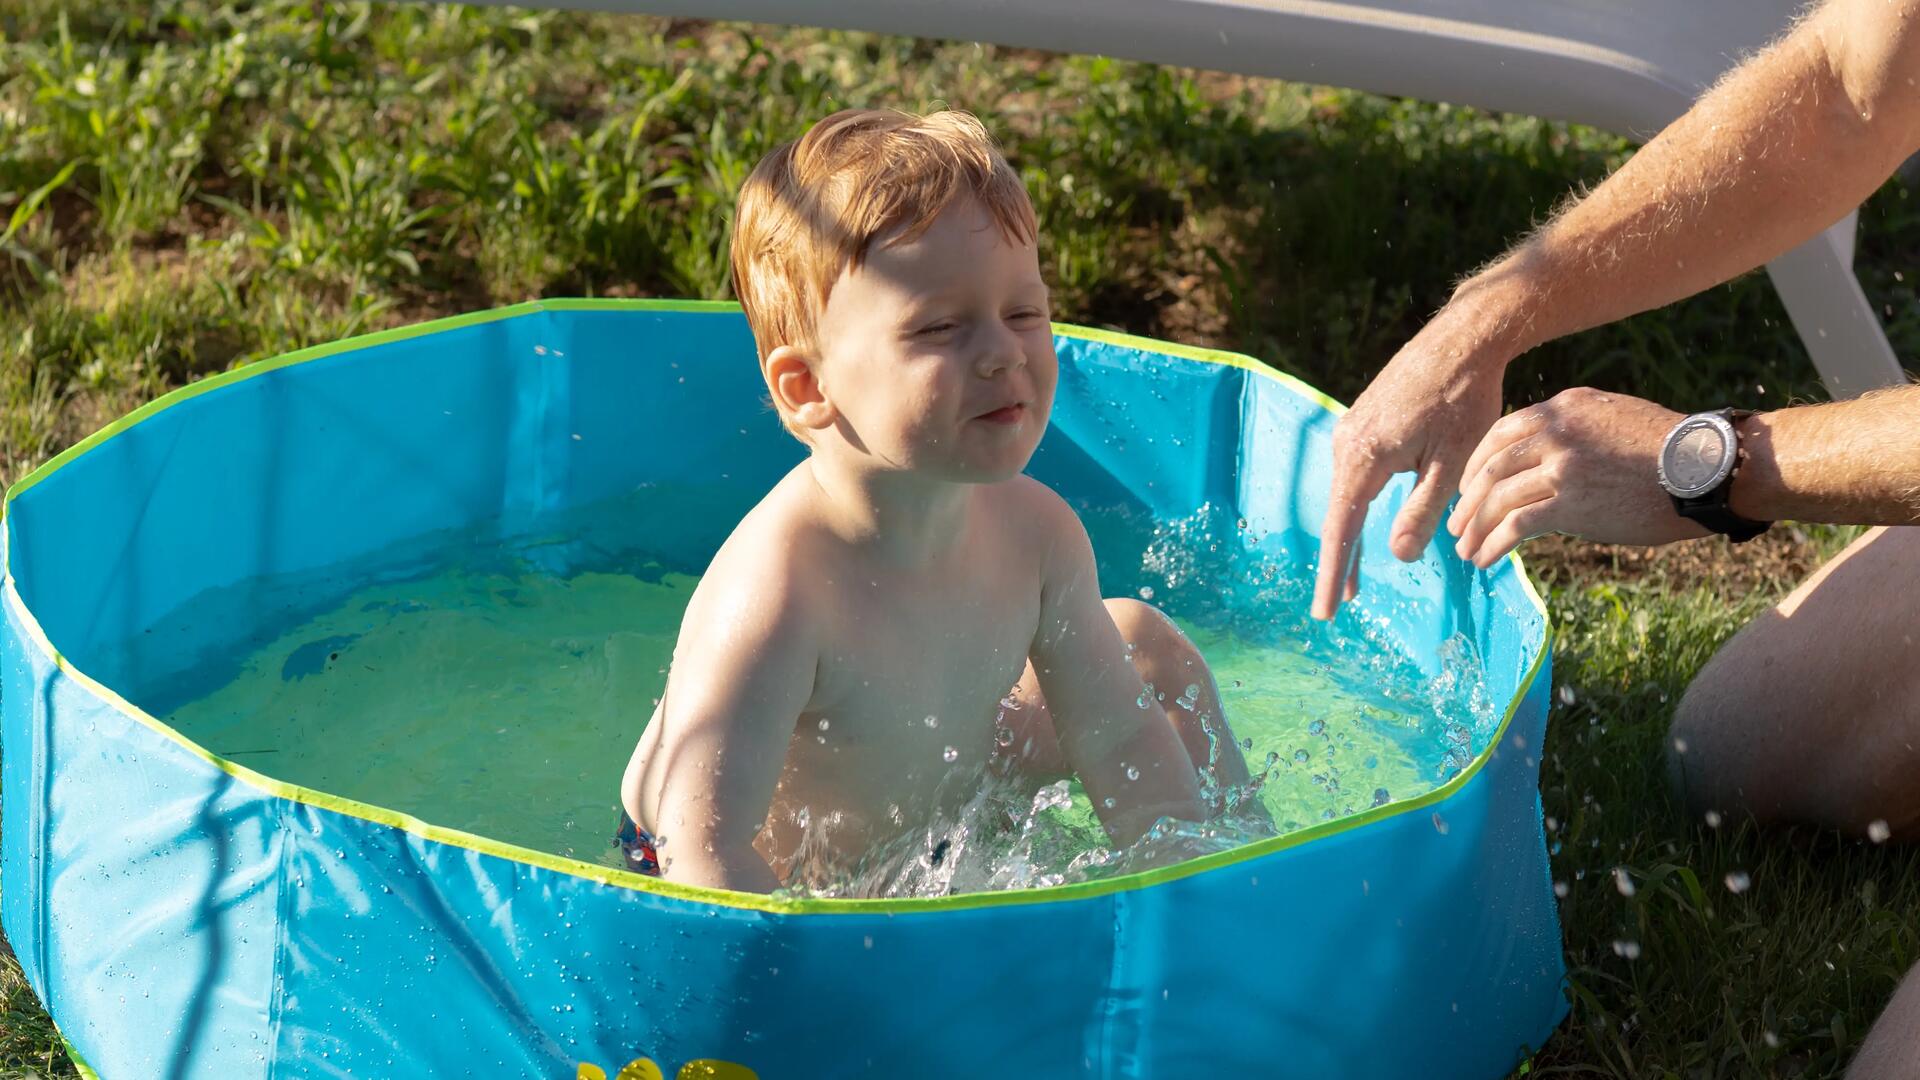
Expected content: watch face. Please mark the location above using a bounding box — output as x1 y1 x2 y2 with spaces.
1663 420 1732 497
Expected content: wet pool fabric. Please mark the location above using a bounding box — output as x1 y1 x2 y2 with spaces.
0 301 1561 1078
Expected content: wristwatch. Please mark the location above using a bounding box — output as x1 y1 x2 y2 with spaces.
1656 409 1772 543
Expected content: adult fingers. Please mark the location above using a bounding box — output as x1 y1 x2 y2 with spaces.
1312 449 1391 621
1454 467 1556 562
1389 457 1457 561
1449 435 1543 539
1459 405 1549 493
1470 499 1556 569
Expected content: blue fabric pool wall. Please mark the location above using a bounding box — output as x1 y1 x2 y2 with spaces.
0 303 1562 1078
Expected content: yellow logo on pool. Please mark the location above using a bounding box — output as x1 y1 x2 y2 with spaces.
578 1059 757 1080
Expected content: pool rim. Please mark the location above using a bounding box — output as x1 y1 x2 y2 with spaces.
0 298 1552 917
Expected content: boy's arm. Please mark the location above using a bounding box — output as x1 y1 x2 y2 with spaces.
1028 498 1206 847
623 573 817 893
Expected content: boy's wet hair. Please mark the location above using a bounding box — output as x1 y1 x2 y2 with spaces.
730 108 1037 431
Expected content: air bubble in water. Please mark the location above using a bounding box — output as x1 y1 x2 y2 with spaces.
1137 682 1156 709
923 715 939 729
1265 751 1279 768
1293 749 1309 764
1307 719 1326 737
1137 586 1155 600
1125 765 1140 781
818 719 829 731
942 746 958 763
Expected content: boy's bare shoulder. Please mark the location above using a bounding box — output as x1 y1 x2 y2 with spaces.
989 474 1093 555
685 470 838 628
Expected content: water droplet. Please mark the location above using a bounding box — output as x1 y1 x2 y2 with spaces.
943 746 959 763
1371 788 1390 807
1293 749 1310 764
923 715 939 729
1704 809 1723 829
1241 736 1253 750
1102 797 1115 809
1265 751 1279 768
818 718 830 731
1553 880 1569 899
1611 940 1641 960
1868 819 1892 843
1307 719 1326 737
1137 586 1155 600
1125 765 1140 781
1557 685 1575 707
1613 868 1636 897
1724 870 1751 894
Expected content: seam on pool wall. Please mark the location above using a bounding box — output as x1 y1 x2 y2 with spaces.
262 798 297 1080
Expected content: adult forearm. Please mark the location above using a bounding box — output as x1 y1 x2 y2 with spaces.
1461 0 1920 359
1730 385 1920 526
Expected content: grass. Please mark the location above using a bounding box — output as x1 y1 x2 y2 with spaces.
1 2 1917 1076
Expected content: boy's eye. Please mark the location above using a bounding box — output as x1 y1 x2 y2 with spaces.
916 322 956 336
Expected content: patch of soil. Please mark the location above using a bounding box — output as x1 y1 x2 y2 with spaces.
1518 527 1837 595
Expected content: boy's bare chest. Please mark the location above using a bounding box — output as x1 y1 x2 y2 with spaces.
806 567 1040 755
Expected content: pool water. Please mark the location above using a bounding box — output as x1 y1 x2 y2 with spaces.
131 492 1499 896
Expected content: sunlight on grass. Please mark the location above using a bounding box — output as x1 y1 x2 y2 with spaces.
2 2 1916 1076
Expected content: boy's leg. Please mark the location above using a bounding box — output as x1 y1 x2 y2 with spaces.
994 598 1253 801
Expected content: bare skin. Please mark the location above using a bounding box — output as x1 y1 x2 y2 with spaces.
1312 0 1920 619
1445 384 1920 569
619 197 1250 894
1309 0 1920 1073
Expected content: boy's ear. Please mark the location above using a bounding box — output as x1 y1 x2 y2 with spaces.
764 344 837 431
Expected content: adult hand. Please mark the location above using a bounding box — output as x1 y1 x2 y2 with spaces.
1447 387 1709 568
1311 312 1509 620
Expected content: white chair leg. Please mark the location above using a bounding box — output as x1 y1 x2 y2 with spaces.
1764 215 1904 399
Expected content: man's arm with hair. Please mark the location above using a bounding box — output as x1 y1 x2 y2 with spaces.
1466 0 1920 353
1313 0 1920 618
1447 383 1920 568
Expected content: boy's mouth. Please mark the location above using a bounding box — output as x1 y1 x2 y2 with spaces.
975 403 1027 425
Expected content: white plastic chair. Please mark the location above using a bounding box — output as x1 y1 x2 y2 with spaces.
492 0 1908 397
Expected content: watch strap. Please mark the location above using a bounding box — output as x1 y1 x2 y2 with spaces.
1669 408 1772 543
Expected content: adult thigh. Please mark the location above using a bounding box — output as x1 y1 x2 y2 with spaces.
1669 527 1920 838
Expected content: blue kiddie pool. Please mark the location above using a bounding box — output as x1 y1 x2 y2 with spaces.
1 301 1560 1079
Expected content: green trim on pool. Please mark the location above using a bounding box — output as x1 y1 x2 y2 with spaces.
1 299 1551 917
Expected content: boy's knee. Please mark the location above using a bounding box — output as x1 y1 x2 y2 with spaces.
1103 598 1183 648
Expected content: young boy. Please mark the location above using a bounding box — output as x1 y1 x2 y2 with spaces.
618 108 1254 893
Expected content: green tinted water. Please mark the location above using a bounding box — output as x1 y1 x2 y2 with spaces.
154 542 1494 886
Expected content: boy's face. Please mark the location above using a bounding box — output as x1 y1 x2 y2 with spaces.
812 196 1056 483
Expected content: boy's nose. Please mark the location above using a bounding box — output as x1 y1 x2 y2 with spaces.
976 324 1027 377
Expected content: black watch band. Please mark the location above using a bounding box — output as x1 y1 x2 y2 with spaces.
1667 409 1772 543
1670 497 1772 542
